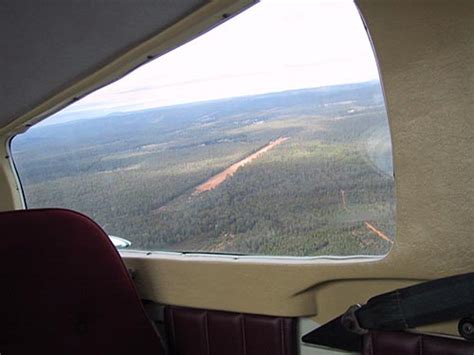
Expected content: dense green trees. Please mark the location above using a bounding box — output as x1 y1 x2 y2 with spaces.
12 82 395 256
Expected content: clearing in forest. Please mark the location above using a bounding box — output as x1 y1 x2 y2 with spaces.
193 137 289 195
364 222 393 244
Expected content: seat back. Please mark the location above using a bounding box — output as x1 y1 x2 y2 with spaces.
164 305 297 355
363 331 474 355
0 208 165 355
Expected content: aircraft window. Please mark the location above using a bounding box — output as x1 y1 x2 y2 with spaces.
10 0 395 256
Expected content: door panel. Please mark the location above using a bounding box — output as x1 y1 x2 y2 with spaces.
363 331 474 355
164 306 297 355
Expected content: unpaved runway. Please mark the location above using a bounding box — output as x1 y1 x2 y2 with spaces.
193 137 289 195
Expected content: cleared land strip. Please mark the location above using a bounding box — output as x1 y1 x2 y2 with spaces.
364 222 394 244
340 189 393 244
193 137 289 195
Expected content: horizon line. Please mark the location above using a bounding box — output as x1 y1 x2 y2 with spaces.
39 79 381 128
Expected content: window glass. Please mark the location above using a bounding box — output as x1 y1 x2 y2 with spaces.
11 0 395 256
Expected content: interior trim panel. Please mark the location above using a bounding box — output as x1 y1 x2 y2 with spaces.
164 306 297 355
363 331 474 355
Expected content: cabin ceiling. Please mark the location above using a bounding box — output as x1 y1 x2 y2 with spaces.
0 0 210 130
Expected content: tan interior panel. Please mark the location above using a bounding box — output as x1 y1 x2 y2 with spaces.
0 0 203 128
0 140 23 211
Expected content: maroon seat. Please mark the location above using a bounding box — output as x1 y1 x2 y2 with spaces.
363 331 474 355
164 305 297 355
0 208 165 355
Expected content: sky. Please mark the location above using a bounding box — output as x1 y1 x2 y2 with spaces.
43 0 380 126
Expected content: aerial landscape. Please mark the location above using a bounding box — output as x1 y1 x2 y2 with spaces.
12 81 395 256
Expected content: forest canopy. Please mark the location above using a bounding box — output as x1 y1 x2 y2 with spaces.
12 81 395 257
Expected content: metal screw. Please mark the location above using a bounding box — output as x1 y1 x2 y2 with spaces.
463 322 474 335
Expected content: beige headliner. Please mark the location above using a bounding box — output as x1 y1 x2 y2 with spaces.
0 0 206 129
1 0 473 337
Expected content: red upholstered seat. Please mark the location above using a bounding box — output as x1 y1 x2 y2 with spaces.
363 331 474 355
0 208 165 355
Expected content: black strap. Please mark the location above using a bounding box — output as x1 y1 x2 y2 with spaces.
302 273 474 351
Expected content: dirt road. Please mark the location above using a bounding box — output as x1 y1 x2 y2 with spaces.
364 222 393 244
340 189 393 244
193 137 289 195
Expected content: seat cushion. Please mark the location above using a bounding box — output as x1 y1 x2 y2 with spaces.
165 305 297 355
0 208 164 355
363 331 474 355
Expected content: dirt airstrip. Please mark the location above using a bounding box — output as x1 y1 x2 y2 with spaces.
193 137 289 195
